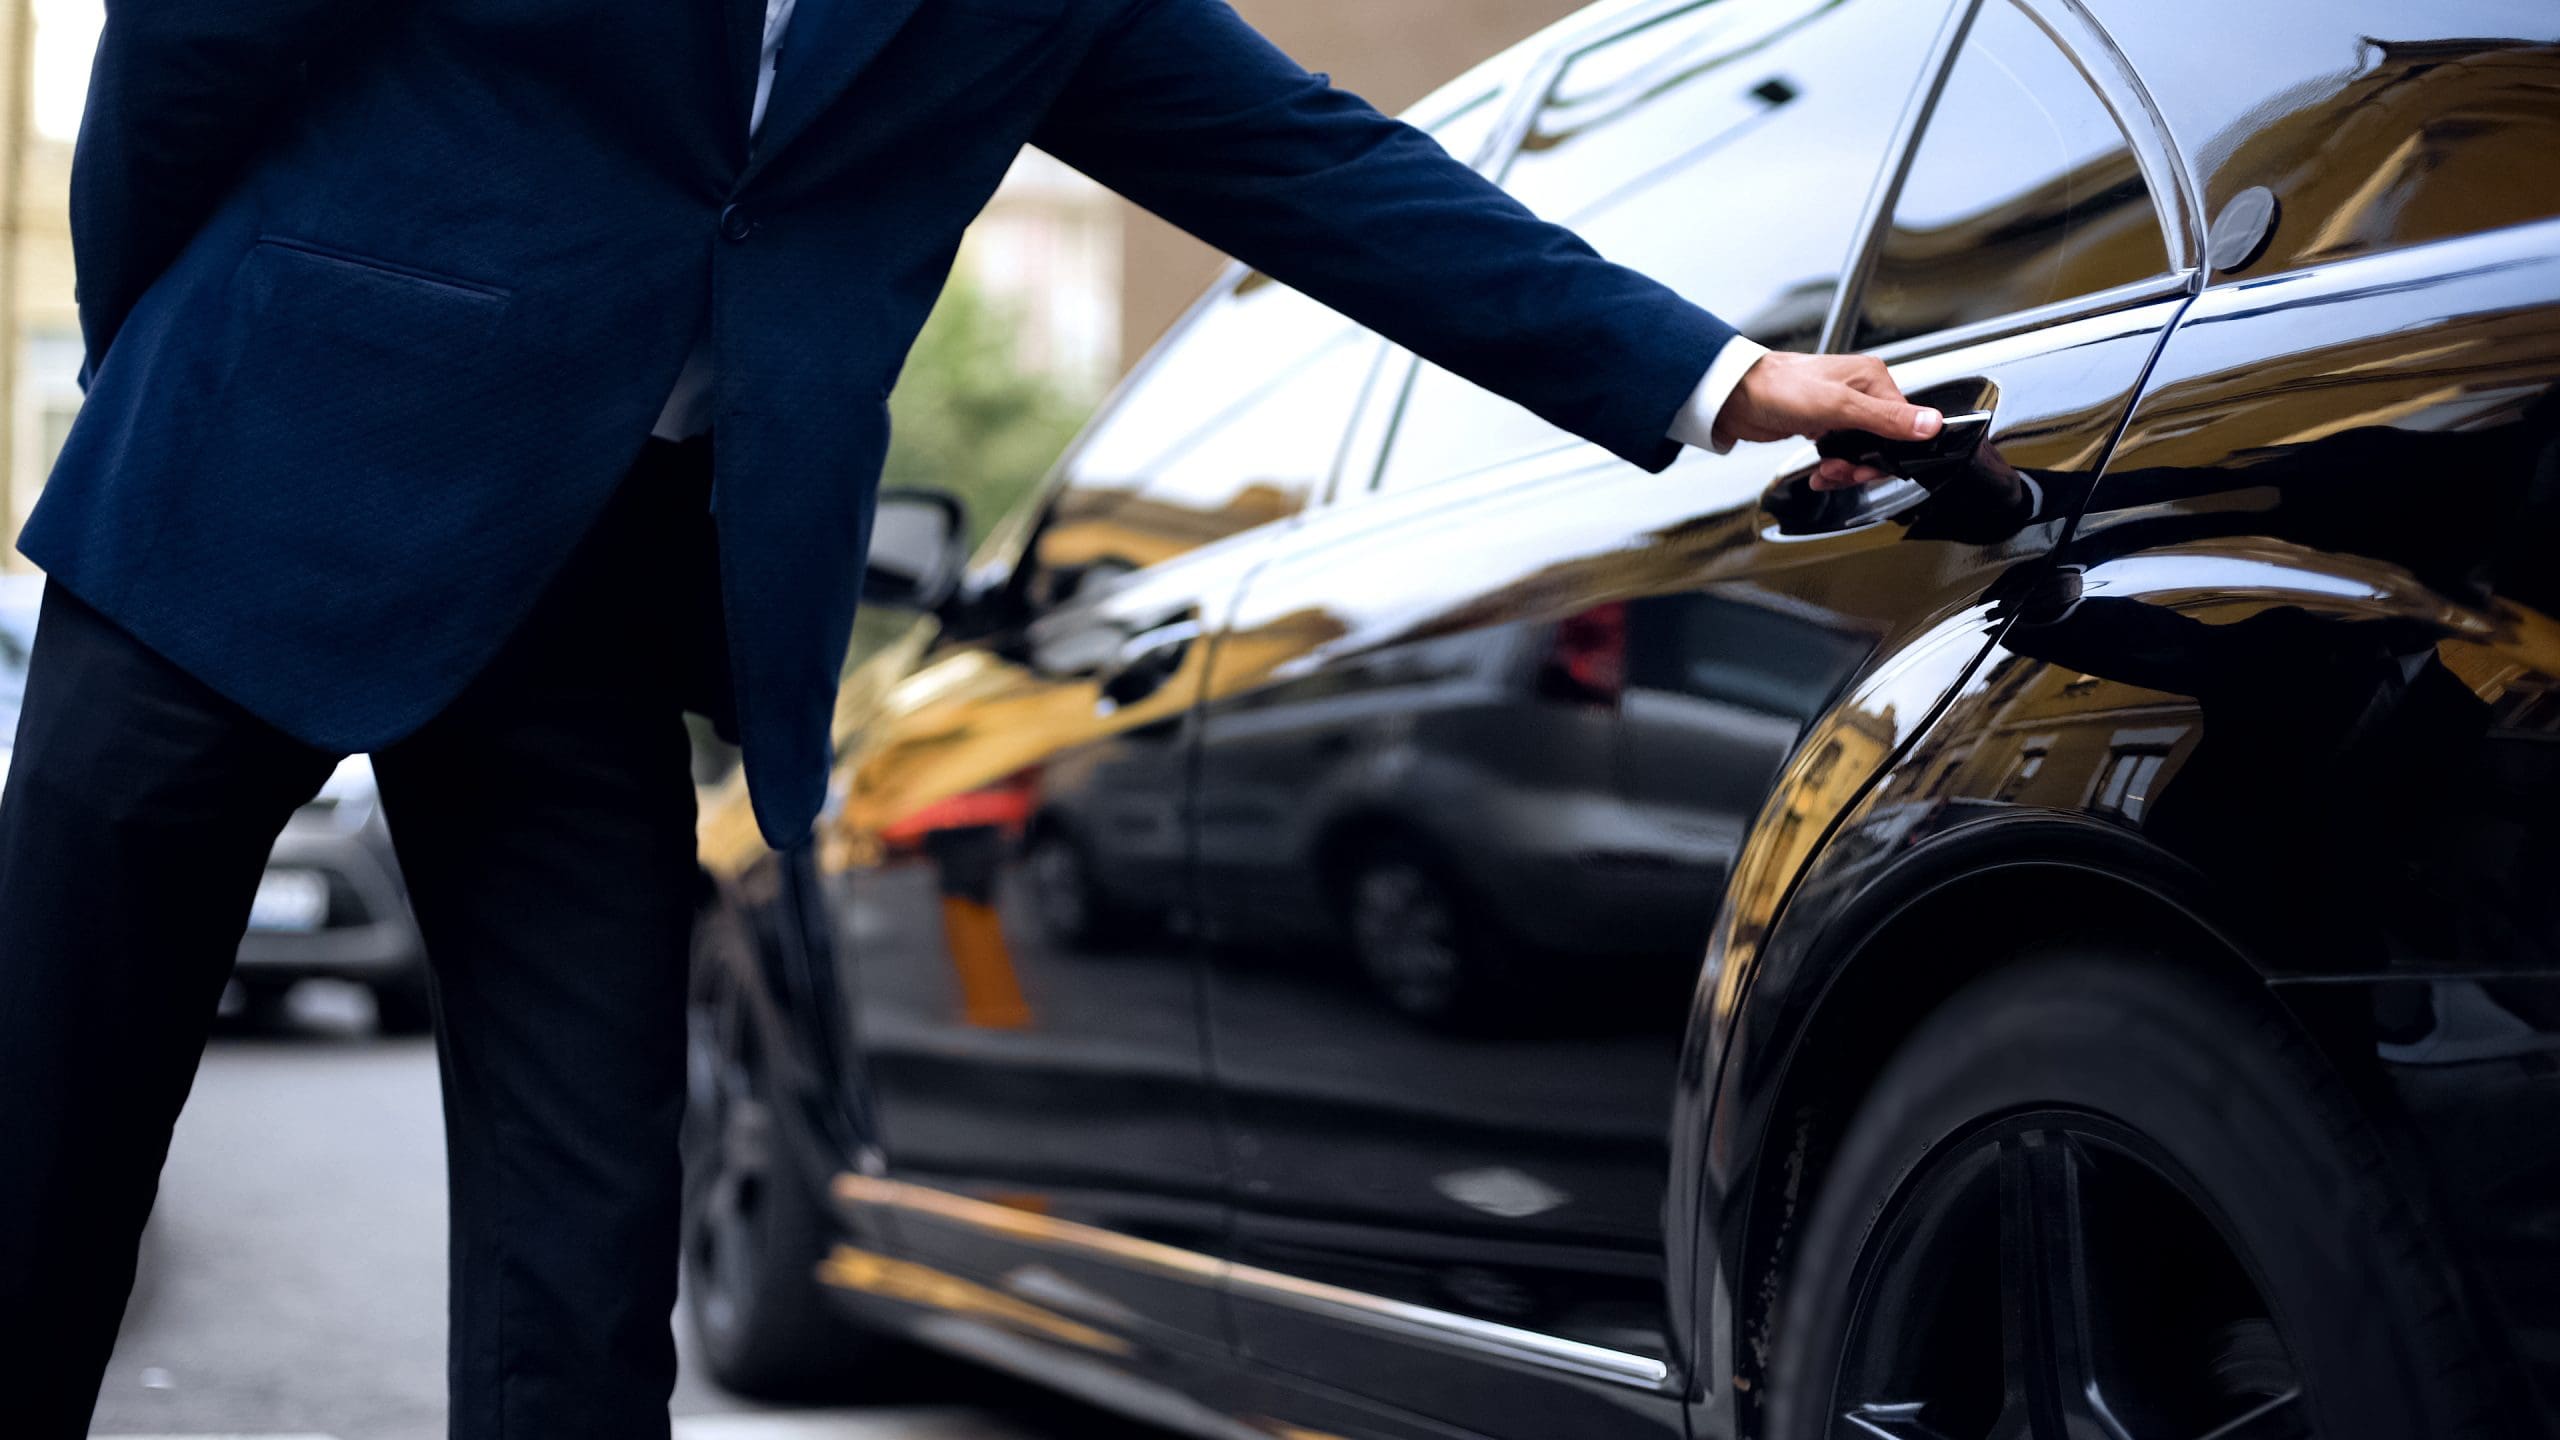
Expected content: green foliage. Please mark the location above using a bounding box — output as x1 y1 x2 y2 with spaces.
880 279 1093 547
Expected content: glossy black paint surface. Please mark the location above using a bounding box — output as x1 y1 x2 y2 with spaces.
689 0 2560 1435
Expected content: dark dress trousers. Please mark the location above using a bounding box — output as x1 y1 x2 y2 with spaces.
0 0 1740 1433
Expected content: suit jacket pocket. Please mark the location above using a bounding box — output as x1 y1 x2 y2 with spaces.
200 237 519 502
246 236 512 353
943 0 1066 22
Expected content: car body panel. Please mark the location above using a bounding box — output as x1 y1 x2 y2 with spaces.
806 534 1261 1362
1194 2 2199 1426
690 1 2560 1435
1695 209 2560 1434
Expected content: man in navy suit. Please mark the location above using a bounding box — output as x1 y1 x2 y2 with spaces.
0 0 1936 1431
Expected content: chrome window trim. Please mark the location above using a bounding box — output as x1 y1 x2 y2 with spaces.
1348 0 1967 507
1821 0 2206 358
1815 0 1981 354
1861 267 2198 366
835 1173 1676 1392
2023 0 2203 269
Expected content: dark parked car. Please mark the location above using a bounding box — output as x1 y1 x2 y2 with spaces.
684 0 2560 1436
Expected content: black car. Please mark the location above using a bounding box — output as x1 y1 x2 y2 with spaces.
683 0 2560 1435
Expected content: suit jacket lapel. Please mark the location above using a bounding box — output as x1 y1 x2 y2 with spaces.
745 0 932 183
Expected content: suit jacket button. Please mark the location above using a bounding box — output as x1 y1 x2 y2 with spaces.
719 204 756 242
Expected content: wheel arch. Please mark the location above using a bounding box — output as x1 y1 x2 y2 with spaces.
1694 809 2424 1427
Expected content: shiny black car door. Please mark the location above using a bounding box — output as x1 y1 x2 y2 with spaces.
1183 1 2206 1436
807 268 1388 1367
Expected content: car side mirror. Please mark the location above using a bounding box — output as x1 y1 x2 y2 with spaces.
864 488 969 613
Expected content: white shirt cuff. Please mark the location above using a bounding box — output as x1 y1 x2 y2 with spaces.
1667 335 1772 455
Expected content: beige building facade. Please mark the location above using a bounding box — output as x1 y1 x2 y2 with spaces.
2 0 83 573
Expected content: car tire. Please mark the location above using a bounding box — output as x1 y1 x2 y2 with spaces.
682 933 890 1401
371 970 436 1037
1340 838 1518 1028
1764 948 2493 1440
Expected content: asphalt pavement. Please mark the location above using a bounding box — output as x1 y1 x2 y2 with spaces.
85 983 1134 1440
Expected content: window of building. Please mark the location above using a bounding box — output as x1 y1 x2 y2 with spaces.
1373 0 1950 496
1848 0 2168 350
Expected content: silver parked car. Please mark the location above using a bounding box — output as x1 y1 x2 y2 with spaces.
0 576 432 1034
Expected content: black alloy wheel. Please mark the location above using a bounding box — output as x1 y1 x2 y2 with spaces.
1341 838 1523 1027
1347 853 1468 1019
1766 950 2495 1440
682 916 883 1399
1827 1112 2303 1440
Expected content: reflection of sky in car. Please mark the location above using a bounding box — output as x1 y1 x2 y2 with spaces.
1885 5 2126 235
1379 0 1947 492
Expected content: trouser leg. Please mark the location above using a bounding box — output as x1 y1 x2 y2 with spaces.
373 439 712 1440
0 584 336 1437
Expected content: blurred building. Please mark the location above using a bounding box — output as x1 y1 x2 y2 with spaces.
0 0 86 574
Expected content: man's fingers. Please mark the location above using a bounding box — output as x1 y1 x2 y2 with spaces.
1832 360 1940 440
1810 459 1893 490
1837 385 1940 442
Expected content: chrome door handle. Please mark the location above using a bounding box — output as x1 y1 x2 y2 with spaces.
1097 615 1202 713
1762 466 1930 538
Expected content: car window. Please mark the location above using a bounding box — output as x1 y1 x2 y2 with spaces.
1020 83 1516 612
1026 278 1380 612
1847 0 2169 350
1371 0 1951 497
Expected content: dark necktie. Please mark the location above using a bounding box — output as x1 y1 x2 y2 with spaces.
727 0 770 136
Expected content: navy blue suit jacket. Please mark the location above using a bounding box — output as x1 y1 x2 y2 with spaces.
25 0 1738 846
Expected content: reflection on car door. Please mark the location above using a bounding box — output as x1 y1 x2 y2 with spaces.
812 271 1386 1362
1187 0 2200 1434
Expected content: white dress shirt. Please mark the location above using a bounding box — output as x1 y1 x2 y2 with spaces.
654 0 1766 449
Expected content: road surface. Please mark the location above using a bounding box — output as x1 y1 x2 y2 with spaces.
86 983 1140 1440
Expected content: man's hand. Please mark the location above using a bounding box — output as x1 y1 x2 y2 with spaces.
1714 352 1941 489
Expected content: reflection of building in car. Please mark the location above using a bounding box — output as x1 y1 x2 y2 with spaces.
677 2 2560 1437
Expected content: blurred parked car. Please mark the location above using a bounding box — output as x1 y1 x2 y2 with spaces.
237 753 433 1034
0 575 430 1033
0 575 36 796
684 0 2560 1437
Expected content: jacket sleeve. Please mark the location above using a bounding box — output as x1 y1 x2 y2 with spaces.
70 0 366 382
1032 0 1740 473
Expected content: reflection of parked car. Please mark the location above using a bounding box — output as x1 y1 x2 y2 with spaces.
683 1 2560 1437
0 576 37 796
1188 594 1866 1022
0 576 430 1034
